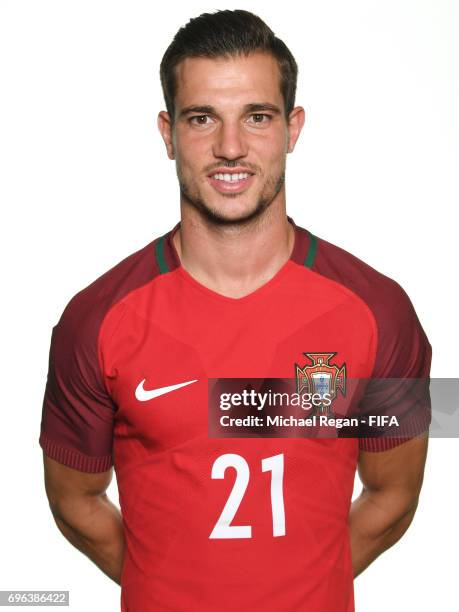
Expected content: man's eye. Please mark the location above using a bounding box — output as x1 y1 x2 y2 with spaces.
189 115 211 125
248 113 272 124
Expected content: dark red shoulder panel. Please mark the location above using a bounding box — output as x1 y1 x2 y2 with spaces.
39 235 173 472
292 224 432 452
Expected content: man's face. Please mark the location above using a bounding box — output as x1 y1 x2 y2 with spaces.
158 51 304 225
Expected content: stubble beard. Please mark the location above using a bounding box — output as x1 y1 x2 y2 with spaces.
176 166 286 227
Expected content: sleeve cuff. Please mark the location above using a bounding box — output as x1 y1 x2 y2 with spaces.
39 433 113 473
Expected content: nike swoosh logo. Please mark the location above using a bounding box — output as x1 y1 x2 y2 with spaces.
135 378 198 402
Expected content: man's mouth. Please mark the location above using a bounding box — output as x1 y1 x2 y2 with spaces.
207 170 255 193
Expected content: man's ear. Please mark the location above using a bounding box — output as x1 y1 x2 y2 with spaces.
286 106 306 154
157 111 175 160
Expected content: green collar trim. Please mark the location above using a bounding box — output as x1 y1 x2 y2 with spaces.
304 231 317 268
155 233 169 274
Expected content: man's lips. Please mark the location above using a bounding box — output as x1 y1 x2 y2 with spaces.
207 173 255 193
207 168 256 194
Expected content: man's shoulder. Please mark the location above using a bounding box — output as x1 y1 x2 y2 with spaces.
313 233 404 303
53 235 162 340
309 231 427 349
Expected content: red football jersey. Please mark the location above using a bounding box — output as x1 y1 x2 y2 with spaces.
39 216 431 611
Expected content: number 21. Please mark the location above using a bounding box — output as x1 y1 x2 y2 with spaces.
209 453 285 539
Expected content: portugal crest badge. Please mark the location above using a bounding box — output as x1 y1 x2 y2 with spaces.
295 352 346 416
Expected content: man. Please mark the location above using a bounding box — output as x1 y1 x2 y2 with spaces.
39 9 431 612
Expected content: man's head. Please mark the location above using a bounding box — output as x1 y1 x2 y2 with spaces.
157 10 305 226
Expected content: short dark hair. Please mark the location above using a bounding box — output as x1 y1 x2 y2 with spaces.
159 9 298 125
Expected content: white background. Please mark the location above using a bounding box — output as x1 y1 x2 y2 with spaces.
1 1 458 610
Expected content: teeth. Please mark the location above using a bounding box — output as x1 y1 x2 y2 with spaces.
212 172 250 182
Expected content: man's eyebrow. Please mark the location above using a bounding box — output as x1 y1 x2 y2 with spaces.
243 103 282 114
178 103 282 118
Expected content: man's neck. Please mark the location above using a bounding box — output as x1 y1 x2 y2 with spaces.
172 204 295 299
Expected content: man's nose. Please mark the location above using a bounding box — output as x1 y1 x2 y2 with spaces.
212 121 248 160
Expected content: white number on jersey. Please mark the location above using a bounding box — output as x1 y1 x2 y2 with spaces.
209 453 285 539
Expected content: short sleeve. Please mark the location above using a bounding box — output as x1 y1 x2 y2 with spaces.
39 295 116 472
358 283 432 452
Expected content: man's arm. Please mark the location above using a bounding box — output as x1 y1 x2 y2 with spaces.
43 453 125 585
349 434 428 578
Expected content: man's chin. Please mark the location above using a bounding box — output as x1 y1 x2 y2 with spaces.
179 183 274 226
199 201 267 226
